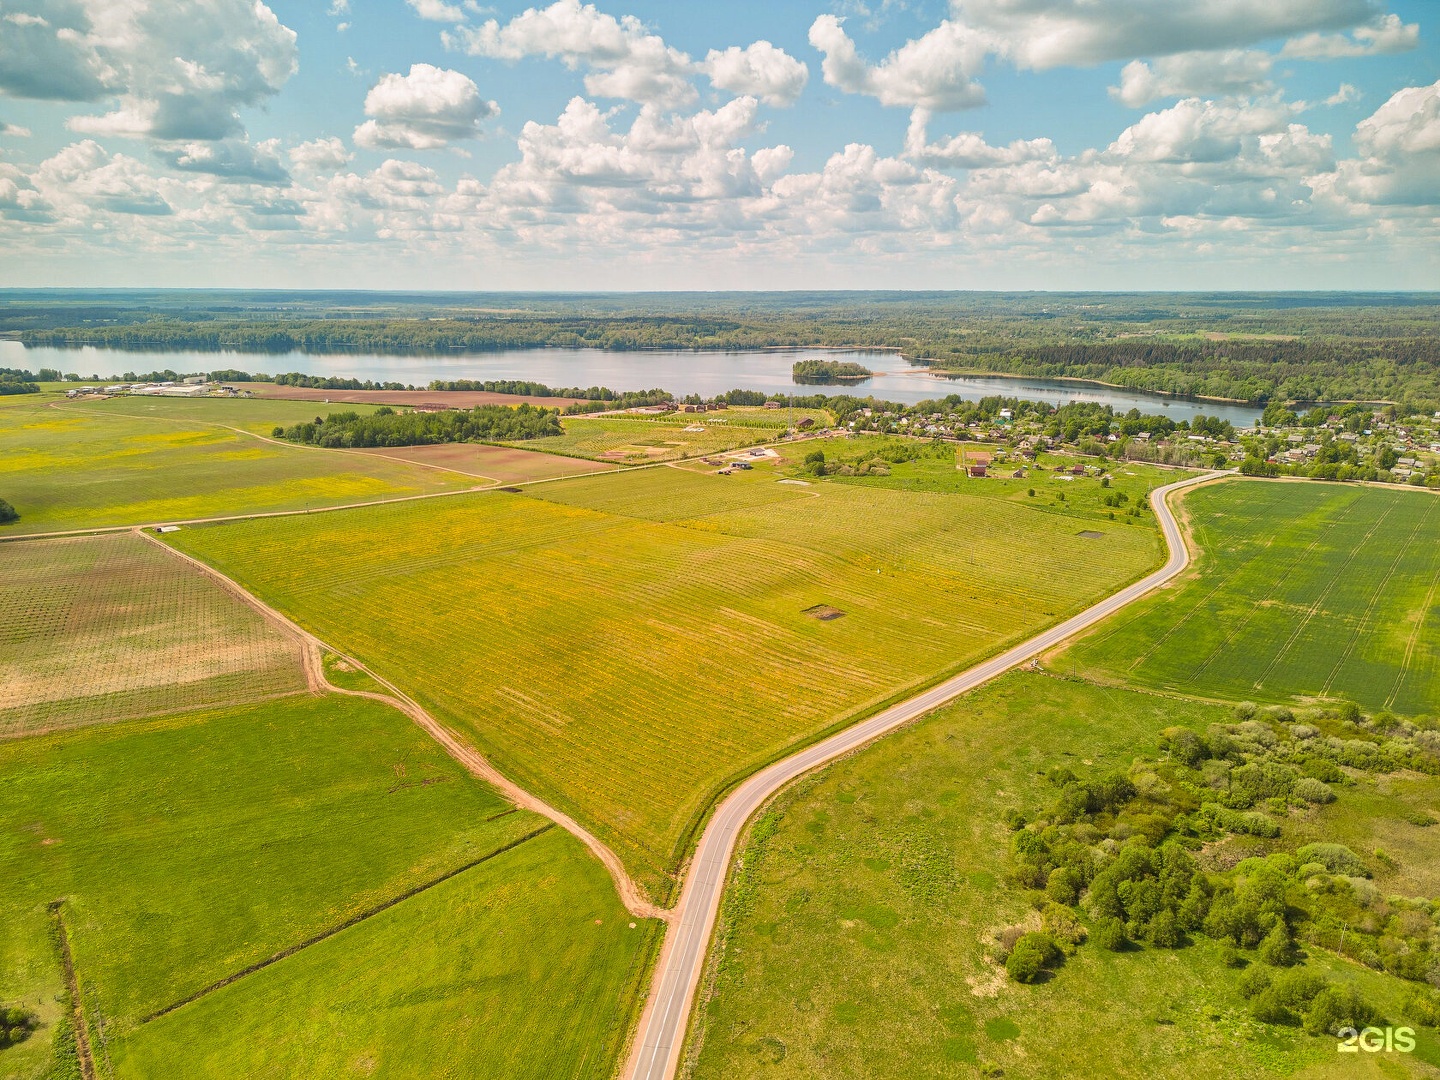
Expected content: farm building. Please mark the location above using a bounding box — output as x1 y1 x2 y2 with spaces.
968 465 988 477
763 401 783 409
797 418 815 431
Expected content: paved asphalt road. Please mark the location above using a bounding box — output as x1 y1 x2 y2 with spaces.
625 470 1224 1080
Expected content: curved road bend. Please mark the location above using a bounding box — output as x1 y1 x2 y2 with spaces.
626 470 1225 1080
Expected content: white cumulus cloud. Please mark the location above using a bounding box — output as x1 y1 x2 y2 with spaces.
952 0 1388 69
1110 50 1275 108
1281 13 1419 59
447 0 696 108
354 64 498 150
407 0 466 22
11 1 300 143
809 15 987 111
701 42 808 107
290 137 354 171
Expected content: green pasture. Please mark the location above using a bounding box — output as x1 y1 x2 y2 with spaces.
500 412 808 462
111 827 658 1080
785 435 1192 524
688 673 1440 1079
0 694 548 1068
1059 480 1440 714
166 465 1162 901
0 398 470 533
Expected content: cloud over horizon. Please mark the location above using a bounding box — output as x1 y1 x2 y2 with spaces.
0 0 1434 288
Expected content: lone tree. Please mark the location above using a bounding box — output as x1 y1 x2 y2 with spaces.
0 498 18 524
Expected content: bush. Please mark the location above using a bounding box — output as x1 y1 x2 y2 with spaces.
1292 777 1336 804
0 1006 36 1047
1041 902 1087 952
1402 988 1440 1028
1296 843 1367 877
1238 966 1273 999
0 498 17 524
1304 985 1381 1037
1258 921 1297 967
1006 932 1061 983
1250 989 1300 1026
1045 866 1081 906
1148 909 1183 948
270 426 284 437
1094 917 1127 951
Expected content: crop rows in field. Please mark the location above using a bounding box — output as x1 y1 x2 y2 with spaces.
168 467 1160 900
1063 481 1440 714
0 401 469 533
0 533 307 737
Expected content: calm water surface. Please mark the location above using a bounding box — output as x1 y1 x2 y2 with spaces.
3 341 1265 426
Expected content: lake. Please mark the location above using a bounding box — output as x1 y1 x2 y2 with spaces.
1 341 1265 427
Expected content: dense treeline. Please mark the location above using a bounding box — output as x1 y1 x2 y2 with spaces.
274 404 561 448
0 367 41 395
20 296 1440 409
272 373 414 391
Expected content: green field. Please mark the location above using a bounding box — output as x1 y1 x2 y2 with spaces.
0 398 472 533
688 673 1440 1079
0 693 654 1079
1058 481 1440 714
499 410 818 462
785 436 1188 524
166 465 1162 901
0 533 306 737
111 827 656 1080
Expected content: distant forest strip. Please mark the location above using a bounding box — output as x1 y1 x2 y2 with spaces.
18 302 1440 408
274 404 561 448
0 368 40 395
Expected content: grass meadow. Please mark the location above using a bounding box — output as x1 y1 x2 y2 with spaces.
0 693 654 1079
110 827 658 1080
0 533 306 738
499 409 822 462
687 673 1440 1079
789 437 1190 525
166 464 1163 901
0 398 470 533
1057 480 1440 714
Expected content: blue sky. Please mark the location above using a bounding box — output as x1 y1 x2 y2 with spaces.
1 0 1437 289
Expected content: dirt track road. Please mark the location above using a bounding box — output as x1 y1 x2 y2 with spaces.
624 470 1225 1080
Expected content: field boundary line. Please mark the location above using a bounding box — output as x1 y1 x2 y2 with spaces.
48 901 96 1080
138 822 556 1025
1186 492 1362 686
626 470 1225 1080
1115 483 1306 673
134 529 670 923
1387 541 1440 711
1321 496 1437 698
1250 497 1395 692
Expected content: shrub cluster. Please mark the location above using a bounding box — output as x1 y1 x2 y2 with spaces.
0 1007 36 1048
999 702 1440 1031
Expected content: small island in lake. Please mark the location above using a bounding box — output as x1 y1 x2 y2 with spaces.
791 358 873 383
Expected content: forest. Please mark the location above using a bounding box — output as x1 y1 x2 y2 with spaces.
273 404 561 448
8 291 1440 410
